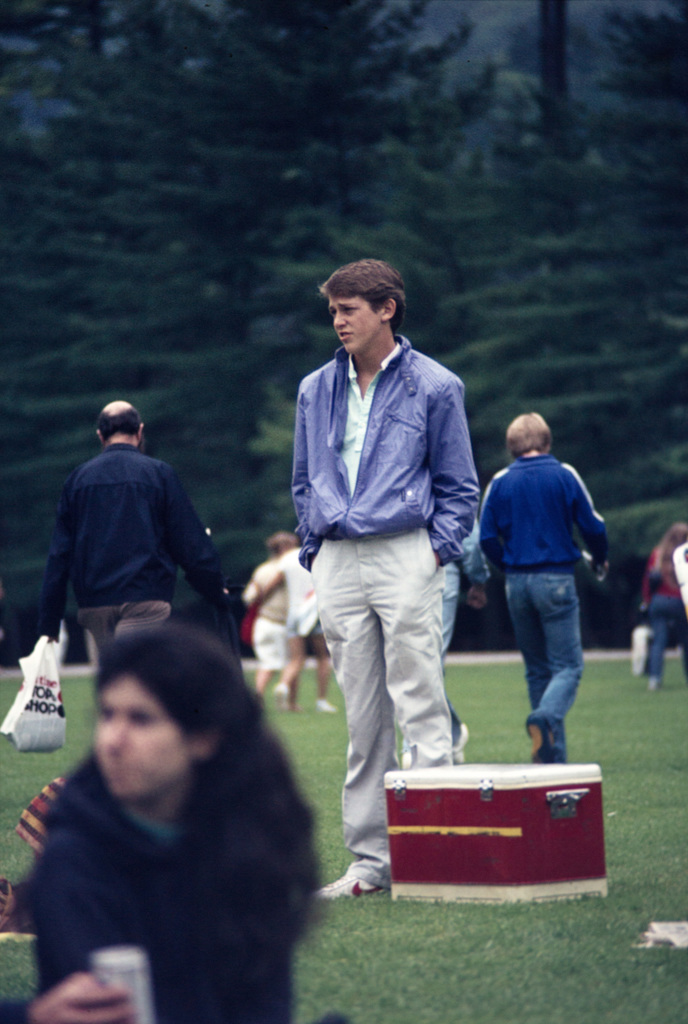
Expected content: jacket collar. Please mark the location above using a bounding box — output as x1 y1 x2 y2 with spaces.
101 442 140 454
334 333 410 369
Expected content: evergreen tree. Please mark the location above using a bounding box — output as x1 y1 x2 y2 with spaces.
0 0 485 607
539 0 569 141
594 0 688 557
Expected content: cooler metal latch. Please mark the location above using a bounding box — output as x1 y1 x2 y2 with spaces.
546 788 590 819
393 778 407 801
479 778 494 802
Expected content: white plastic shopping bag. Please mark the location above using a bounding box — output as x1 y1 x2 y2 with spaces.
1 636 66 752
630 624 652 676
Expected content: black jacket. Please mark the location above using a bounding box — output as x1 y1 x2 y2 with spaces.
38 444 226 637
0 1006 27 1024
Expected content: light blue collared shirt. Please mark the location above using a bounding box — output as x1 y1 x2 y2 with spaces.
342 345 400 495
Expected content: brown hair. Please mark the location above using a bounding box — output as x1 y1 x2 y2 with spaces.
656 522 688 588
319 259 406 332
506 412 552 458
265 532 298 557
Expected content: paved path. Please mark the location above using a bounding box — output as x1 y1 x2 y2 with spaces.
2 647 644 681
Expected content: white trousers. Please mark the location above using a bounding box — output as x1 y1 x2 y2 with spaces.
311 529 451 888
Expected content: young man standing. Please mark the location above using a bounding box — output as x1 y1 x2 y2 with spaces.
479 412 609 764
292 259 479 897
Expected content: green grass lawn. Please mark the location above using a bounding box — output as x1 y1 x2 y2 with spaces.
1 655 686 1023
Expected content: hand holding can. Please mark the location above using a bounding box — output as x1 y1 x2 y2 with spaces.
89 945 156 1024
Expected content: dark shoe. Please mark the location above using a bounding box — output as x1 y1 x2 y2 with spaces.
527 714 555 764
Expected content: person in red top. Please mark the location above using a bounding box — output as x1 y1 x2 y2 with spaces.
641 522 688 691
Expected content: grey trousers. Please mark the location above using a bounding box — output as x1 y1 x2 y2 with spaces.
77 601 171 653
311 530 451 888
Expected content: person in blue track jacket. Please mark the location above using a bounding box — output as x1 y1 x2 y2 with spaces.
480 412 609 764
292 259 479 898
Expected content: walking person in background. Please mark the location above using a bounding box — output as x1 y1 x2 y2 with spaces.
641 522 688 691
480 412 608 764
440 520 490 760
261 544 336 713
242 532 298 703
441 522 490 665
38 401 230 653
27 623 317 1024
293 258 479 897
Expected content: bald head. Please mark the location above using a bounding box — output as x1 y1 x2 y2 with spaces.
102 400 135 419
97 401 143 447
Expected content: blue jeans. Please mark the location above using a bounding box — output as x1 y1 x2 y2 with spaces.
505 573 584 763
647 594 688 682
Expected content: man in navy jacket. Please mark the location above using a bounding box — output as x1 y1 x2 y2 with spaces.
38 401 227 651
292 259 479 897
480 412 608 764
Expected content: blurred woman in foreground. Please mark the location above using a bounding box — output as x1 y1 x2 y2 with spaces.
28 622 318 1024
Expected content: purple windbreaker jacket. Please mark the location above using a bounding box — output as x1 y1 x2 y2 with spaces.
292 336 479 568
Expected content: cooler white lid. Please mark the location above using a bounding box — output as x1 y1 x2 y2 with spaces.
385 763 602 790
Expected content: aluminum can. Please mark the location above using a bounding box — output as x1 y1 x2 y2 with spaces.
89 944 156 1024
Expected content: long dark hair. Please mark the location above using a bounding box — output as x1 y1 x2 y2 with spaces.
97 621 318 1010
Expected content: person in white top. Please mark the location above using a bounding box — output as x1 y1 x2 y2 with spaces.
242 532 298 703
261 547 336 713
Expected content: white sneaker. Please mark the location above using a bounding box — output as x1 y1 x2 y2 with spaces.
315 699 337 713
452 722 470 764
273 682 289 711
317 875 386 899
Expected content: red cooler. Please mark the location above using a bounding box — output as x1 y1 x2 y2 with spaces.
385 763 607 902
